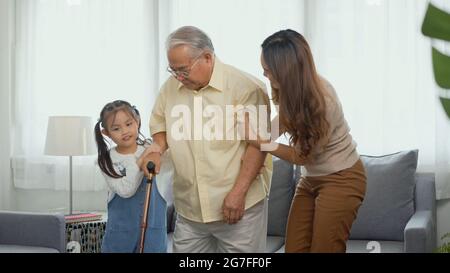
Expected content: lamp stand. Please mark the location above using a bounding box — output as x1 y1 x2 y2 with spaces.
69 155 73 215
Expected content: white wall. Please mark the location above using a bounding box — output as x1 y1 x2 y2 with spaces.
1 0 108 213
0 0 14 211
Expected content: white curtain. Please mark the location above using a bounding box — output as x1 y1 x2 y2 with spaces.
0 0 14 210
306 0 450 199
13 0 160 191
164 0 305 140
12 0 450 201
165 0 304 85
12 0 304 194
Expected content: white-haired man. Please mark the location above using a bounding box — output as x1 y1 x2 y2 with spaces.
140 26 272 253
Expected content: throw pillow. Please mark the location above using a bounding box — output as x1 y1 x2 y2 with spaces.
349 150 418 241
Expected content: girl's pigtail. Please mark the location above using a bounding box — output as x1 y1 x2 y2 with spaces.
95 121 123 178
132 106 150 146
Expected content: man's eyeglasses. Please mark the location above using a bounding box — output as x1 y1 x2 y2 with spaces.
167 53 203 79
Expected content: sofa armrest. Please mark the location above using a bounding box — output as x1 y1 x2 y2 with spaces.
0 211 66 253
404 210 435 253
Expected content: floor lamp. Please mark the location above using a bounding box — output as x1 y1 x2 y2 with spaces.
44 116 96 215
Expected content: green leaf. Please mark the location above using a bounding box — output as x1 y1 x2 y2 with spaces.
441 233 450 241
432 47 450 89
439 97 450 119
422 2 450 42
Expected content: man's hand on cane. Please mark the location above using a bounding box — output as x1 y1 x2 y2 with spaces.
137 143 162 166
138 151 161 180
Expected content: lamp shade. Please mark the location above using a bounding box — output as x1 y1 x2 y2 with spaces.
44 116 96 156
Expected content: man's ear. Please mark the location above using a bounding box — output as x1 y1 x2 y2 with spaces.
101 128 110 138
204 51 214 64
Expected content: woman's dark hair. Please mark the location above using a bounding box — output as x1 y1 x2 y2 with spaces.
94 100 150 178
262 29 330 160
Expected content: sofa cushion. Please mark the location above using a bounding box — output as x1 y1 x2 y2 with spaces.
267 157 295 236
294 164 301 184
166 204 177 233
167 232 173 253
0 244 60 253
349 150 418 241
265 236 285 253
346 240 404 253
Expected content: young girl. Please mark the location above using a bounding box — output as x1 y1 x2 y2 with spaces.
94 100 173 253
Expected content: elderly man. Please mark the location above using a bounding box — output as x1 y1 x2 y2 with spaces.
140 26 272 253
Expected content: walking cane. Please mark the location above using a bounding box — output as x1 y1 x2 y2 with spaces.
138 161 155 253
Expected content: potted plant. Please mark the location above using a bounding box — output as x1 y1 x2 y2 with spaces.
422 2 450 117
436 233 450 253
422 1 450 253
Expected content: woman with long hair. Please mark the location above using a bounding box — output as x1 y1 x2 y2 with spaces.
245 29 366 252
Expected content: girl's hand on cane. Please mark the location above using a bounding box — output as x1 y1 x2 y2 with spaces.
139 152 161 180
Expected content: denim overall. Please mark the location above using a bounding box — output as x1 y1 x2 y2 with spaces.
101 177 167 253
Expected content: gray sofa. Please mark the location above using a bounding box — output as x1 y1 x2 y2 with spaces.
346 150 436 253
0 211 66 253
166 149 437 253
